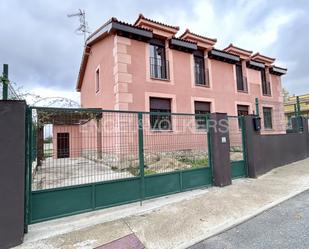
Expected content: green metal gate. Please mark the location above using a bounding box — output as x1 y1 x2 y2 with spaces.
25 107 213 224
228 116 248 179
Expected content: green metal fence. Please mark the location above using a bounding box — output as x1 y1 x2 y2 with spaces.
228 116 247 179
26 107 213 223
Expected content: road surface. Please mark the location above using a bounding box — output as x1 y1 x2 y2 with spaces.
189 189 309 249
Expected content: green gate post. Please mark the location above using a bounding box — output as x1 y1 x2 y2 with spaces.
137 112 145 204
255 97 259 116
296 96 301 117
294 96 303 132
2 64 9 100
296 96 302 132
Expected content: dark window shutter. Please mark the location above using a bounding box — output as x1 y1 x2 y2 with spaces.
194 101 211 112
237 105 249 112
150 97 171 110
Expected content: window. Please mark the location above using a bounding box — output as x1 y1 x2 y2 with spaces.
237 105 249 116
261 69 271 96
236 63 246 91
263 107 273 129
237 105 249 128
194 101 211 130
95 68 100 93
149 97 172 130
149 41 168 80
194 51 206 85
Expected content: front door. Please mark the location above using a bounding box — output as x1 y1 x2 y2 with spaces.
57 132 70 158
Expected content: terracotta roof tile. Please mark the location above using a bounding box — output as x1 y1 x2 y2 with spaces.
134 13 180 30
252 52 275 61
224 43 253 54
180 28 217 42
86 17 152 42
170 36 197 45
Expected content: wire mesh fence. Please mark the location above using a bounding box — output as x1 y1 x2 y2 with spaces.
30 109 139 190
0 80 21 100
227 116 244 162
29 108 210 190
142 113 209 175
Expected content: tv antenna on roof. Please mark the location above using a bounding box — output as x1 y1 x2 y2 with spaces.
67 9 91 44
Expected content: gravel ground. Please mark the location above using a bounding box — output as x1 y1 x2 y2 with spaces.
189 189 309 249
32 157 133 190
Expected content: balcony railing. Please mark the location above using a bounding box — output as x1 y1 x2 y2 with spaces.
195 65 205 85
237 75 248 92
243 76 248 92
150 57 169 80
194 67 210 87
262 81 271 96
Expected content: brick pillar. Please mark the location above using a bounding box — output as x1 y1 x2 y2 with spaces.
0 100 26 248
209 113 231 187
243 115 262 178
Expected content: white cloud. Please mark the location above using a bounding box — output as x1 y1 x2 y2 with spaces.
159 0 300 54
236 10 301 53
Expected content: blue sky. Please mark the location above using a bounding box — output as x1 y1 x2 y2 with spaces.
0 0 308 103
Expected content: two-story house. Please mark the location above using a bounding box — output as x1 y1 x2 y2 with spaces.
76 14 287 133
52 14 287 159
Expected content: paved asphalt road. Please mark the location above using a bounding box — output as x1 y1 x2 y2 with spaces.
189 190 309 249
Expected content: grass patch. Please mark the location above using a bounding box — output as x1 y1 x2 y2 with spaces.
127 166 158 176
178 157 209 168
44 149 53 158
144 168 156 175
230 146 243 152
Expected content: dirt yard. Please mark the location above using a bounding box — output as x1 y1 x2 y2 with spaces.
32 149 243 190
32 157 134 190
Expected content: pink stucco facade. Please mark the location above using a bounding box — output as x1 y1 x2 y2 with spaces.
54 15 287 159
77 15 286 135
52 125 82 158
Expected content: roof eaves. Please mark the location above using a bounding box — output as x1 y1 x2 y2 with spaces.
86 17 152 46
208 48 240 64
134 13 180 31
251 52 275 64
223 43 253 57
86 22 113 46
169 37 198 51
76 46 91 91
77 17 154 91
270 65 287 76
179 29 217 43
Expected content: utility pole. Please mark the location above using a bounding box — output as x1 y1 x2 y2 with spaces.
67 9 91 45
